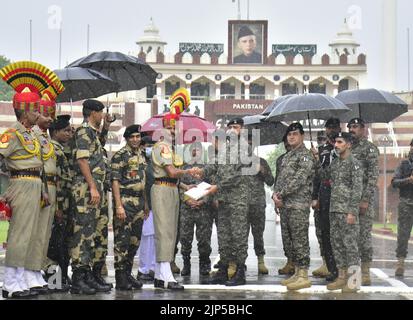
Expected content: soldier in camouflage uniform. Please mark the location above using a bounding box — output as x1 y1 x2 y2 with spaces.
111 125 148 290
275 136 295 275
347 118 379 286
69 99 112 294
247 134 274 275
201 118 251 286
391 139 413 277
324 132 363 293
46 115 73 292
273 122 316 291
179 142 214 277
90 113 113 278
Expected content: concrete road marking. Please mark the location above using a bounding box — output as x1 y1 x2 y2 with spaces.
370 268 409 288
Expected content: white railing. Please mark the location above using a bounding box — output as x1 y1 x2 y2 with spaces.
387 122 401 157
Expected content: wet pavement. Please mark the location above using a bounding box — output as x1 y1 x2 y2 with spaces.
1 211 412 301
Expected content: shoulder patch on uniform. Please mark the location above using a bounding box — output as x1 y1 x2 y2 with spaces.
0 132 14 148
161 145 172 159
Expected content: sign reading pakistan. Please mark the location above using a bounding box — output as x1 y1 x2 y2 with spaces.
272 44 317 57
179 43 224 55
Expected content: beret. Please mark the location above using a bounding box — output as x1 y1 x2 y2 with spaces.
123 124 141 138
227 117 244 127
83 99 105 111
325 118 340 128
49 115 71 131
347 118 365 128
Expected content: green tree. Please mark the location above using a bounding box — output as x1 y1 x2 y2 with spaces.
0 55 14 101
265 143 286 177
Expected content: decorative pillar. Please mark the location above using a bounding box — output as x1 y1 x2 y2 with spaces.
245 84 250 100
215 84 221 100
156 83 162 99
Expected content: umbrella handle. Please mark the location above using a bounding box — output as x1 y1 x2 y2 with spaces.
307 112 313 144
106 106 117 123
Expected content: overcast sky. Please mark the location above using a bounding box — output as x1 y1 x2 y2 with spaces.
0 0 412 91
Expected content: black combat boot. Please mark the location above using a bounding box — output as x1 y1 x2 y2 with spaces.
125 264 143 289
115 270 133 291
70 268 96 295
199 257 211 276
86 268 111 292
209 263 228 284
225 264 246 287
181 256 191 276
92 262 113 290
326 269 338 282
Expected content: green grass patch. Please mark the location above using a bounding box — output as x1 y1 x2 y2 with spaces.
0 220 9 245
373 223 413 236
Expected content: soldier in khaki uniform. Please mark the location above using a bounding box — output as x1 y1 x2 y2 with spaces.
0 61 63 299
111 124 148 290
151 88 197 290
324 132 363 293
33 89 61 293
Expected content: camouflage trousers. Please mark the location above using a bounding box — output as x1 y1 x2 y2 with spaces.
330 212 360 269
179 205 213 259
247 203 266 256
282 208 310 268
70 178 105 270
217 201 249 265
396 200 413 258
113 195 145 271
358 198 374 263
93 192 109 266
280 208 293 260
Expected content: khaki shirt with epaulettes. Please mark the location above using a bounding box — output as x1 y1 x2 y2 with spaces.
151 140 183 178
33 126 57 175
0 121 43 171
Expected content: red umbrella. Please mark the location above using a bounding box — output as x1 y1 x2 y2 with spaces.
141 112 216 144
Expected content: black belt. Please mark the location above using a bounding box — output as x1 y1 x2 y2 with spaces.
10 169 41 178
154 177 178 184
322 180 332 187
120 189 143 197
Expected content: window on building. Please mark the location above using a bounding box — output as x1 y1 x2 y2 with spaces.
338 79 349 93
282 83 297 96
250 83 265 100
191 82 210 99
165 81 181 97
146 84 156 102
309 83 326 94
220 82 235 99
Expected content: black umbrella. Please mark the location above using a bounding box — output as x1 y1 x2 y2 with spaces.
265 93 350 143
336 88 408 123
261 94 296 116
54 67 119 103
243 114 288 146
67 51 157 92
